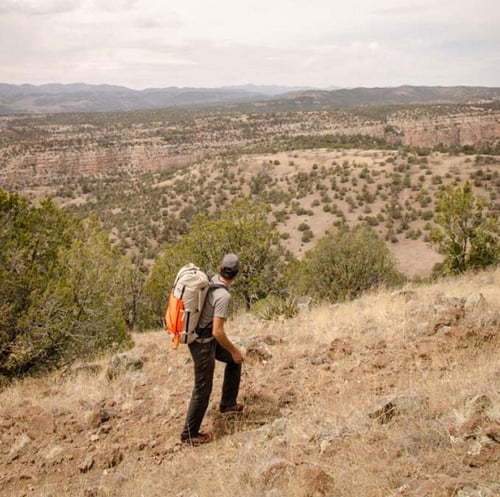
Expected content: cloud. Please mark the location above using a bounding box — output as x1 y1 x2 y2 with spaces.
89 0 138 13
371 2 432 16
0 0 81 16
0 0 498 88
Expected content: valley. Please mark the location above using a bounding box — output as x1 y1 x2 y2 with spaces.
0 102 498 278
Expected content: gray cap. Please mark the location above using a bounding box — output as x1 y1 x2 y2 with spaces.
221 253 239 278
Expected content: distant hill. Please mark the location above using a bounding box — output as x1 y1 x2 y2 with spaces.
0 83 272 114
225 84 319 96
274 85 500 108
0 83 499 114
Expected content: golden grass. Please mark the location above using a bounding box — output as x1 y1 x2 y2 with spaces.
1 268 499 497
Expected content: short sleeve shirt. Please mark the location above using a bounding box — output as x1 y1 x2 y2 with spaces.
197 275 231 329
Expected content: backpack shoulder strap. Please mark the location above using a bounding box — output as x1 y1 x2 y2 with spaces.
208 282 229 292
206 271 229 292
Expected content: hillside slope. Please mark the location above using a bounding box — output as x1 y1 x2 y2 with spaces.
0 83 271 114
1 268 498 497
1 83 499 114
2 104 498 279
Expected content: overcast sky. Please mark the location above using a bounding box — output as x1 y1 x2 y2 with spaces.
1 0 499 90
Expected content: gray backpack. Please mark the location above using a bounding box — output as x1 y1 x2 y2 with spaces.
164 263 225 348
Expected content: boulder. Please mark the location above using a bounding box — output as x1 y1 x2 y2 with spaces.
246 343 272 362
106 353 144 380
7 433 31 463
464 293 488 313
368 393 429 424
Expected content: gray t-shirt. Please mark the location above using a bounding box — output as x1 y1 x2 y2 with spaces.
197 275 231 329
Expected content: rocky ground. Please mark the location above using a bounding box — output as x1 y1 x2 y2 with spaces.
1 269 499 497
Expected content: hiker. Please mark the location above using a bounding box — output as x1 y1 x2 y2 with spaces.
180 253 245 445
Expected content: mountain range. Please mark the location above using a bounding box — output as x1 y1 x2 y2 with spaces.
0 83 499 115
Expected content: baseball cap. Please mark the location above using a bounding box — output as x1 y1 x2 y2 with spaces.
221 253 239 279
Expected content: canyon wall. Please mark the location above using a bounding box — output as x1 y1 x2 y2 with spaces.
1 109 498 189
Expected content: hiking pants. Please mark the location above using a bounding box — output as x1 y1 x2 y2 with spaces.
181 339 241 440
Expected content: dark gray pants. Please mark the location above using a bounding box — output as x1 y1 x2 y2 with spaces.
181 339 241 440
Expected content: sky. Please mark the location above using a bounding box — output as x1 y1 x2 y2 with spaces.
0 0 499 90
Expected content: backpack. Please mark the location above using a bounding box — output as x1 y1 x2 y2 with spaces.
164 263 225 349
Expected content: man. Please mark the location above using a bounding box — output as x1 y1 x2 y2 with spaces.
180 253 245 445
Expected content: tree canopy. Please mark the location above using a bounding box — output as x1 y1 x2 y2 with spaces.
291 224 404 302
146 199 286 319
430 182 499 275
0 190 133 378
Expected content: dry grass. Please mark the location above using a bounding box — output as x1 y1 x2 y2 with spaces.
1 268 499 497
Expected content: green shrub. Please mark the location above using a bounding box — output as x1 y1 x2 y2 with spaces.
0 191 133 378
421 210 433 221
292 224 404 302
301 230 314 243
147 199 286 314
250 295 298 321
430 182 499 275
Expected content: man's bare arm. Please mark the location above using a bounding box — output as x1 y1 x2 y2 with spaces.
212 317 244 363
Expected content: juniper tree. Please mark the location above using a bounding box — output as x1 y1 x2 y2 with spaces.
290 224 404 302
0 190 133 377
430 182 499 275
146 199 286 318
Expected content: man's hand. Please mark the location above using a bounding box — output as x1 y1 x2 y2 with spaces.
231 347 245 364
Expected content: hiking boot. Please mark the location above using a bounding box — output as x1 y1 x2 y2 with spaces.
180 432 212 446
219 403 244 414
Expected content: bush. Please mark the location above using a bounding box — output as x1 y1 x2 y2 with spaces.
250 295 298 321
0 191 133 378
430 182 499 275
292 224 404 302
421 210 434 221
146 199 286 316
301 230 314 243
